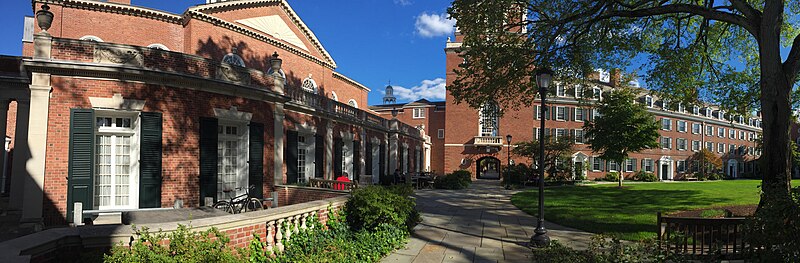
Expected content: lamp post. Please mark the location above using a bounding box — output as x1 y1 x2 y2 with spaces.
506 134 512 167
531 67 553 248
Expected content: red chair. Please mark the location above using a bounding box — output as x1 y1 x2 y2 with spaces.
334 176 351 190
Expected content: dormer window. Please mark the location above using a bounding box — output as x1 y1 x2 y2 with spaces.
662 99 669 111
593 87 602 100
645 96 653 108
692 106 699 115
574 85 583 98
719 111 725 120
556 84 566 97
677 103 685 113
704 107 711 117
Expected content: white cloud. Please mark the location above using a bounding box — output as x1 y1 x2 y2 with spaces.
415 12 456 38
385 78 447 102
394 0 412 6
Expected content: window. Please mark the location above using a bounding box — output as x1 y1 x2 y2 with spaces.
677 103 685 113
556 106 566 120
625 159 635 172
718 143 724 153
437 129 444 139
643 159 654 172
297 135 307 182
661 137 672 149
691 123 700 134
301 77 318 94
718 127 724 137
222 50 246 67
608 161 619 172
348 99 358 108
575 129 585 144
662 99 669 110
535 106 541 120
739 131 745 140
677 160 686 172
147 43 169 51
556 84 566 97
575 85 584 98
677 138 687 150
645 96 653 107
677 121 687 132
704 107 712 117
412 108 425 119
593 87 602 100
729 129 735 139
534 128 540 140
719 111 726 120
749 132 754 141
555 128 566 141
479 101 500 137
706 142 713 151
729 144 735 153
575 108 584 121
706 125 713 136
217 122 248 200
592 158 602 171
94 113 139 209
661 118 672 130
692 106 700 115
692 140 700 151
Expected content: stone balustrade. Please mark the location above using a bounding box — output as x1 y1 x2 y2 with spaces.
474 136 504 146
307 178 358 191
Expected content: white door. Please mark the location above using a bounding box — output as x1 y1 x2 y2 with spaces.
297 135 315 183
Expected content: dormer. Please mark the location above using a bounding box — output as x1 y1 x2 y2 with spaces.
644 95 653 108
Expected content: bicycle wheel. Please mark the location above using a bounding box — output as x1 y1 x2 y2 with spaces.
213 200 234 214
244 198 263 212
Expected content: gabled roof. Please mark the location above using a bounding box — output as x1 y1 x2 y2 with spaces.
188 0 337 68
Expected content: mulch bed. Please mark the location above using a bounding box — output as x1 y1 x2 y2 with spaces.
667 205 757 218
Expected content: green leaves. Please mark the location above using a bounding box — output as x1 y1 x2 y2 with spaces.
584 88 660 164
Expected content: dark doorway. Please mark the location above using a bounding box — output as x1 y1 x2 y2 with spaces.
476 157 501 179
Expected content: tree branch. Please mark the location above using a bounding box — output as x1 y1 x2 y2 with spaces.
783 33 800 81
728 0 761 21
602 3 756 36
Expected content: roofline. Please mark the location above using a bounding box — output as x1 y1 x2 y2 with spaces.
332 71 370 92
35 0 183 24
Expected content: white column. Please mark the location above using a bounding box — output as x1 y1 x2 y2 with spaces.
325 121 333 180
8 99 30 211
0 100 8 195
359 129 366 182
21 74 52 223
273 103 285 186
424 143 431 172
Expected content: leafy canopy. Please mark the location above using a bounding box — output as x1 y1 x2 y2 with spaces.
584 88 660 163
512 134 575 175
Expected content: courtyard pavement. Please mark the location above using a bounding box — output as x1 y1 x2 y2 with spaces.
382 180 595 263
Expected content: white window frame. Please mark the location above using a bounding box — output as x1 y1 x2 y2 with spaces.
718 143 724 153
93 110 140 210
213 107 252 200
643 159 653 172
575 108 584 121
593 87 602 100
301 77 318 94
555 106 566 121
706 141 714 151
677 103 685 113
661 118 672 131
691 123 700 134
412 108 425 119
80 35 104 42
438 129 444 139
718 127 725 138
555 128 566 141
608 161 619 172
677 138 687 151
661 137 672 149
739 131 745 140
645 96 653 107
692 140 700 152
574 129 584 144
624 159 634 172
574 85 583 98
677 121 687 133
147 43 170 51
592 158 601 171
706 125 713 136
729 129 735 139
677 160 686 172
556 84 566 97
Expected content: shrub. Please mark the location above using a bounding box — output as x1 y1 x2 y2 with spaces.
603 172 620 182
434 170 472 190
632 171 657 182
502 164 533 188
530 235 686 263
345 185 419 232
104 224 241 263
707 173 723 180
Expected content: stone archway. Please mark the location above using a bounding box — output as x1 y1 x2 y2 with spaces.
476 156 501 180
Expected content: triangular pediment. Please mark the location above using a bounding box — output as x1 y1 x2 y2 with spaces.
235 15 309 51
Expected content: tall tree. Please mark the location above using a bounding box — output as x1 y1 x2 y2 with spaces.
688 148 723 178
448 0 800 208
512 134 575 179
584 88 661 186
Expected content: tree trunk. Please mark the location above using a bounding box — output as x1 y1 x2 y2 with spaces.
757 6 793 208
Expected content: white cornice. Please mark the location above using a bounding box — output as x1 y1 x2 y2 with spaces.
36 0 183 24
332 72 370 92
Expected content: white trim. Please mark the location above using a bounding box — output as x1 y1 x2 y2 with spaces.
89 94 145 111
80 35 104 42
330 91 339 101
146 43 170 51
347 99 358 108
214 106 253 122
93 110 141 210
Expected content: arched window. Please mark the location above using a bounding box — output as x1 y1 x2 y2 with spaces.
348 99 358 108
222 49 245 67
79 35 104 42
330 91 339 101
147 43 169 51
301 77 317 94
478 101 500 137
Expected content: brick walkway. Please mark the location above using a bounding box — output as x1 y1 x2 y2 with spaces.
382 180 595 263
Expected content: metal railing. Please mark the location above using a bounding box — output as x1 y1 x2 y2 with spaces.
657 212 747 260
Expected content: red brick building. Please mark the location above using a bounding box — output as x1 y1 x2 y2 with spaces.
373 29 763 181
0 0 425 227
370 97 445 174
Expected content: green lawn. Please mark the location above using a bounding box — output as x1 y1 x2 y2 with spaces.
511 180 793 241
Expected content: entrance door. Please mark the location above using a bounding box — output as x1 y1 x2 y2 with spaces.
477 157 501 179
574 162 584 180
661 163 669 180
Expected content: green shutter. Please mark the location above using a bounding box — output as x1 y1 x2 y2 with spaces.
333 138 343 176
68 109 94 223
248 122 264 199
314 135 324 178
286 131 298 184
199 117 218 205
632 158 638 172
139 112 162 208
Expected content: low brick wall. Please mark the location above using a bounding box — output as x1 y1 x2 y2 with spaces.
0 195 348 263
275 184 350 206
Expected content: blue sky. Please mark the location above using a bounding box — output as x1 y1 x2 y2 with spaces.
0 0 455 105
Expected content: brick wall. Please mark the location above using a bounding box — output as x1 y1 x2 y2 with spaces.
275 185 349 207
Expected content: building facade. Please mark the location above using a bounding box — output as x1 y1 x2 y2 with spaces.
422 30 763 181
370 95 444 174
0 0 425 227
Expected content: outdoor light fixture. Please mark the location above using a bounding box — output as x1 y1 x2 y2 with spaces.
506 134 512 167
531 67 553 248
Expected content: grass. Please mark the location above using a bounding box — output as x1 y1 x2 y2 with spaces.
699 209 727 218
510 180 796 241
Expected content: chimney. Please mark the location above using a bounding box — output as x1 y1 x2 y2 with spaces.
610 68 622 88
107 0 131 5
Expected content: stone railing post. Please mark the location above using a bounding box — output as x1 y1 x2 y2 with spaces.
275 219 285 252
266 220 275 256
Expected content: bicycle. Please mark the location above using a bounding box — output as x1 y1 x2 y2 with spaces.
212 185 264 214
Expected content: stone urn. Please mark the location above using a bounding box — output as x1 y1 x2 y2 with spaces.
36 4 54 32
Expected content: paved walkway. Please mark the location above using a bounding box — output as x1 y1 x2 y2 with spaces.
382 180 595 263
